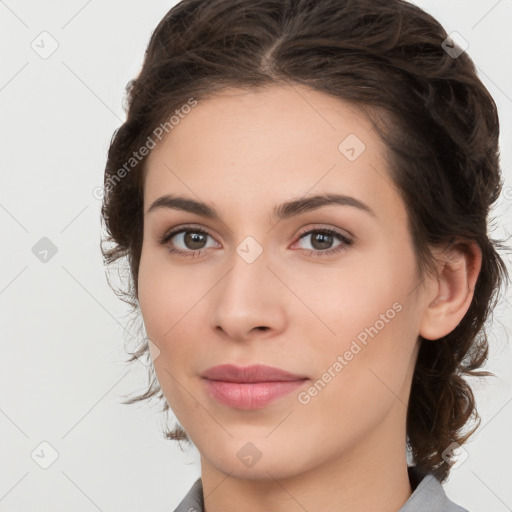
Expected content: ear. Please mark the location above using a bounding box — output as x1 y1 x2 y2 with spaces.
419 240 482 341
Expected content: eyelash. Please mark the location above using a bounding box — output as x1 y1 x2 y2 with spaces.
158 224 353 259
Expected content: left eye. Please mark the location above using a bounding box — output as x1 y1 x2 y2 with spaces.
294 228 352 254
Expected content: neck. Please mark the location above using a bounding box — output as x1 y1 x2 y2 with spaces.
200 403 413 512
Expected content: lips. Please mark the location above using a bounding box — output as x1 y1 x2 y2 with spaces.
200 364 310 410
200 364 308 383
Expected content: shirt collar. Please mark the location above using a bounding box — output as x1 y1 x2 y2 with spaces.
172 466 467 512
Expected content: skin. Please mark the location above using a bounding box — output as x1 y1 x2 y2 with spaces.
137 84 481 512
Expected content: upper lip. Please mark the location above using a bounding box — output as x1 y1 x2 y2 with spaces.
201 364 309 383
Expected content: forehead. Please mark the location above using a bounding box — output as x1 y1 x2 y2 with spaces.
143 84 403 225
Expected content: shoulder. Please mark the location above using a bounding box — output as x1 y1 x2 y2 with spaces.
399 466 469 512
172 477 204 512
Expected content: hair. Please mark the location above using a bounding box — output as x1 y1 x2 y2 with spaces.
101 0 510 483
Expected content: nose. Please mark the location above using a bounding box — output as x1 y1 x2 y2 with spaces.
209 246 287 343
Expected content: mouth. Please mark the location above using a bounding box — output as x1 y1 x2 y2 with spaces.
200 364 310 410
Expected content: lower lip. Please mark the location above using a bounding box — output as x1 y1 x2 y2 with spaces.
203 379 308 410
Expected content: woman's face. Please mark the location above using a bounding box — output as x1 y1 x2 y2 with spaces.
138 84 431 480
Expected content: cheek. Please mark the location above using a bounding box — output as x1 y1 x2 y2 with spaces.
294 299 419 448
137 258 199 412
137 248 203 341
137 250 219 396
293 252 409 341
301 245 420 391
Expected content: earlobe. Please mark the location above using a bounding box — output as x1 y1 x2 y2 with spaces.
419 240 482 341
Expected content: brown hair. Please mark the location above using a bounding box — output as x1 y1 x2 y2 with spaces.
101 0 510 482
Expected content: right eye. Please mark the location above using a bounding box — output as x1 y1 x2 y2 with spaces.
158 225 221 258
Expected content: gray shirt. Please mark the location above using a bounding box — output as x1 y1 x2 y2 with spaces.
172 466 469 512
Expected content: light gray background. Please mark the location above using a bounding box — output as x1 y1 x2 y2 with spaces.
1 1 511 511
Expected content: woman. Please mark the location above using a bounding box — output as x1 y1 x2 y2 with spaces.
101 0 510 510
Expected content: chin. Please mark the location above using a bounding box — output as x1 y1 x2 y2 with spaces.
199 438 317 481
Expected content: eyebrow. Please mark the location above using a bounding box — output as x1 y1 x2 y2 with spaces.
146 193 376 220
